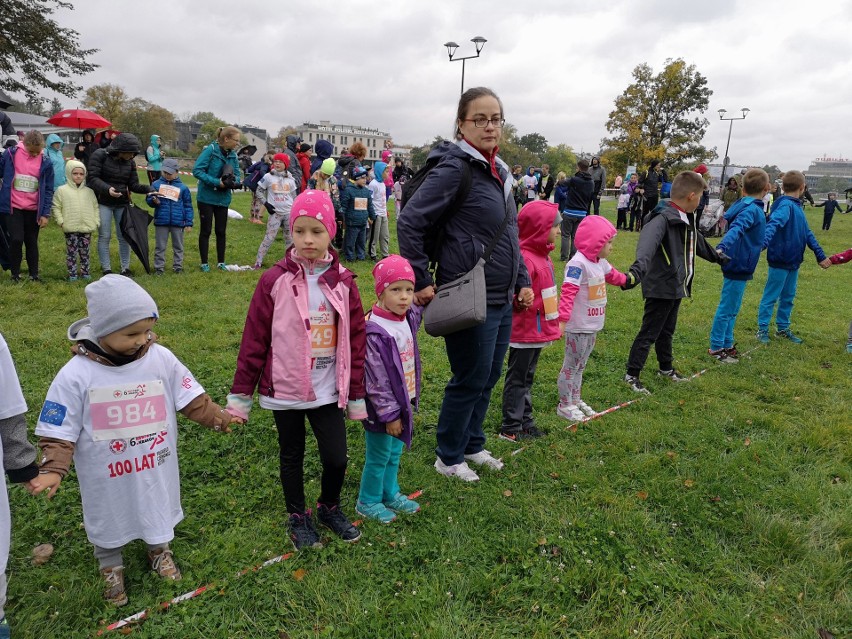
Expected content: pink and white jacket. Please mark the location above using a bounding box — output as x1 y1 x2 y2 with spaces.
231 247 366 407
559 215 627 333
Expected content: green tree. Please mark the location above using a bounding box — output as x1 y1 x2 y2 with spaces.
193 115 229 154
498 123 540 172
82 83 128 124
541 144 578 177
601 58 716 175
270 125 297 151
518 132 548 156
815 176 850 194
0 0 97 99
761 164 782 179
48 96 62 114
114 98 175 150
408 136 445 171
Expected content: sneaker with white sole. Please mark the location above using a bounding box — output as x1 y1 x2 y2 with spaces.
434 458 479 482
556 404 586 421
464 449 504 471
657 368 689 382
624 374 651 394
708 348 738 363
575 400 597 416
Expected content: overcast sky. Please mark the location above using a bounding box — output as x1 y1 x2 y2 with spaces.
49 0 851 171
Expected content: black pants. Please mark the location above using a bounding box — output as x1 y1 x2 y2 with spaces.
560 216 582 260
591 182 602 215
822 212 833 230
274 404 347 514
147 170 161 185
626 297 681 377
501 347 542 432
7 208 40 278
616 208 628 229
644 195 659 216
198 202 228 265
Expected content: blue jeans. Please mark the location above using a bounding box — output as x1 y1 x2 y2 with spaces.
358 431 404 505
436 303 513 465
709 277 748 350
97 204 131 272
758 266 799 331
344 224 367 260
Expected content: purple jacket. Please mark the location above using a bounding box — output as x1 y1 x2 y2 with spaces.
363 304 423 448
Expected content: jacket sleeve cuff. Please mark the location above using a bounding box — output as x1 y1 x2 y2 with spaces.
179 393 232 432
7 463 39 483
38 437 75 477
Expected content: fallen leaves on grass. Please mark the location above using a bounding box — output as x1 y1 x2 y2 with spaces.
744 437 752 447
32 543 54 566
549 472 560 479
537 537 547 546
503 490 513 497
683 479 695 488
666 451 676 459
636 490 649 500
818 629 835 639
293 568 307 582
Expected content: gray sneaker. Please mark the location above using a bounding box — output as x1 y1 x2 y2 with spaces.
624 374 650 394
658 369 689 382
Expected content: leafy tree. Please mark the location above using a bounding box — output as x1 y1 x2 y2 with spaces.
498 123 540 172
761 164 782 178
48 96 62 114
0 0 97 99
540 144 578 178
115 98 175 150
815 176 851 194
408 136 445 170
270 126 298 151
82 83 127 124
518 132 548 156
193 116 229 153
601 58 716 176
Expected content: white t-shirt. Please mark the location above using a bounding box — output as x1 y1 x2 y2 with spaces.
368 179 387 217
522 175 538 200
257 171 297 215
563 253 614 333
260 271 339 410
370 312 416 399
34 344 205 548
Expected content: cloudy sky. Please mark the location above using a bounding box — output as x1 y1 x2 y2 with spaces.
49 0 851 171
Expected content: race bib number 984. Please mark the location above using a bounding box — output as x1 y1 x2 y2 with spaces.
89 380 168 441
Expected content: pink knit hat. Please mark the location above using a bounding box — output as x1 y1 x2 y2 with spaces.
372 255 415 298
289 189 337 238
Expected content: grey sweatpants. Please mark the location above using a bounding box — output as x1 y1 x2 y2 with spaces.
558 332 597 406
368 215 390 259
93 542 170 570
154 226 185 271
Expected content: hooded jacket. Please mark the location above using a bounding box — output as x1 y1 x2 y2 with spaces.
146 135 163 171
0 145 54 219
763 195 826 270
397 139 530 305
340 180 376 226
558 215 627 333
716 196 766 280
563 170 594 217
73 129 97 167
309 139 334 175
45 133 67 188
630 200 722 299
146 174 194 227
244 158 270 193
87 133 150 206
193 141 240 207
639 165 668 197
510 201 562 343
51 160 99 233
589 159 606 196
284 134 302 191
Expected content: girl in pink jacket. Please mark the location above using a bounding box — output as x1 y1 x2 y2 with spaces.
227 190 367 551
556 216 631 422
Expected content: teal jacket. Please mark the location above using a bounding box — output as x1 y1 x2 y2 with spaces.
340 182 375 226
193 142 240 207
45 134 66 188
146 135 163 171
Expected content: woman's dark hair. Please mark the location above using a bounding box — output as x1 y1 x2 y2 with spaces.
454 87 503 140
649 159 661 170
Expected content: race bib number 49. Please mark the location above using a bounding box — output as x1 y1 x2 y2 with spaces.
89 380 168 441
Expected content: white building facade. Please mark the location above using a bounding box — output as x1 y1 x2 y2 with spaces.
296 121 391 161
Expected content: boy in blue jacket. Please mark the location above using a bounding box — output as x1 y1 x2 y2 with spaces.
708 169 771 362
757 170 831 344
340 165 375 261
147 159 193 274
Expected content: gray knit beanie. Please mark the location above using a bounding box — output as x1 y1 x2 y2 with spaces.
68 274 159 341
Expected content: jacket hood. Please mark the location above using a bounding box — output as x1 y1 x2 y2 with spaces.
107 132 141 154
723 196 759 221
518 200 559 254
149 134 160 146
574 170 592 181
46 133 63 148
82 129 95 141
286 134 300 151
314 139 333 160
64 159 87 185
373 161 388 181
575 215 617 261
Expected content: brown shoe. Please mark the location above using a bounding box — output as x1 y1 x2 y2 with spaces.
148 547 182 581
101 565 128 606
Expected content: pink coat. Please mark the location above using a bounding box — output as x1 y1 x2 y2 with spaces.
231 248 366 406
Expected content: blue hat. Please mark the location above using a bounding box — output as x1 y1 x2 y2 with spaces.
351 165 368 180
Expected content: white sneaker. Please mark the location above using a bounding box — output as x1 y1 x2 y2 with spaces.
556 404 586 421
576 400 597 417
464 449 505 471
434 458 479 482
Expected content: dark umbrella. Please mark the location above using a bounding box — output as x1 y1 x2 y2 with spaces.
120 203 154 274
238 144 257 157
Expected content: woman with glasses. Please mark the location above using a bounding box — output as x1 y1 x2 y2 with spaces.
398 87 533 483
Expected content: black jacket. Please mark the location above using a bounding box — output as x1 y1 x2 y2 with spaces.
639 167 668 196
539 173 555 200
73 129 98 167
87 133 150 205
397 140 530 305
630 200 721 299
563 171 594 214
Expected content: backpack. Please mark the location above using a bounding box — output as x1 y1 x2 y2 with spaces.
660 181 672 198
401 156 472 265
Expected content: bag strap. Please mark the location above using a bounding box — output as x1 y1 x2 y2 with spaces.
428 160 472 271
481 199 514 264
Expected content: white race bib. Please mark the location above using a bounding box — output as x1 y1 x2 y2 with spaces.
13 174 38 193
354 197 368 211
157 184 181 202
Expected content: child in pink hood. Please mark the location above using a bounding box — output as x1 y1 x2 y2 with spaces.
556 216 631 421
500 201 562 441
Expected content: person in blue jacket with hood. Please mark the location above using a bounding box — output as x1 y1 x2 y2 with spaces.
757 170 831 344
45 134 66 189
145 134 164 184
708 169 771 362
309 139 334 176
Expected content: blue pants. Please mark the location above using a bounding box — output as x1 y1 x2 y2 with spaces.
758 266 799 331
357 431 404 505
97 204 131 272
436 303 513 465
344 224 367 260
709 277 748 350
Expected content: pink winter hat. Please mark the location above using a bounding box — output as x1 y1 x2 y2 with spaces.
289 189 337 238
372 255 415 298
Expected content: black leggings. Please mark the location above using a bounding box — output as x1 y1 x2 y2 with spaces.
198 202 228 265
274 404 348 514
7 208 40 277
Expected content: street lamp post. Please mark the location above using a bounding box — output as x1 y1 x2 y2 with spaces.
717 107 750 195
443 37 487 95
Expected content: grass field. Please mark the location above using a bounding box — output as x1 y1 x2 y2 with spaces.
2 188 850 638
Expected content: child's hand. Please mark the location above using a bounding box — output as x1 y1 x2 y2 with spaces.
621 271 640 290
28 473 62 499
386 419 403 437
151 196 160 206
819 258 832 269
559 321 566 334
516 287 534 309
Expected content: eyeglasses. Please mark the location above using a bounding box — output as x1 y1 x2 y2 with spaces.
464 117 505 128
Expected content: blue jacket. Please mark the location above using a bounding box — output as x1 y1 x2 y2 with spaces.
310 139 334 175
193 142 240 207
562 170 594 217
340 182 375 226
397 139 530 305
763 195 826 270
243 159 270 193
45 134 66 188
146 176 193 227
716 196 766 281
0 146 55 219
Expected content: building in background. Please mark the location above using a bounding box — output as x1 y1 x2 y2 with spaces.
296 121 391 161
3 111 80 145
804 155 852 190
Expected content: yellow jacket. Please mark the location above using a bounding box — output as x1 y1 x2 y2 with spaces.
52 160 100 233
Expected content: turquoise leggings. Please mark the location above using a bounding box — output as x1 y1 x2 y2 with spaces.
358 431 404 505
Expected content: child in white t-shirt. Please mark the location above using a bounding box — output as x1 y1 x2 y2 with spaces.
367 162 391 261
556 216 631 421
34 275 236 606
254 153 298 269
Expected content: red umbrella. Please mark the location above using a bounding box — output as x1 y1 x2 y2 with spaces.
46 108 111 130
